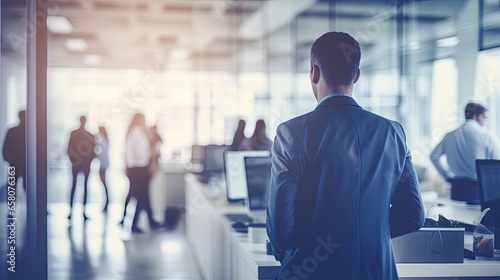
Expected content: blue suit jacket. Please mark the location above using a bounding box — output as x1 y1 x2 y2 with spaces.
266 96 425 280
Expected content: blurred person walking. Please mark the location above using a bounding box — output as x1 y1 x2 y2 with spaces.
67 116 95 220
2 110 26 192
95 126 110 212
148 124 163 175
123 113 162 233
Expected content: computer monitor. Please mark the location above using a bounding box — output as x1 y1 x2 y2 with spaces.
204 145 229 174
475 159 500 251
224 150 271 203
244 155 272 223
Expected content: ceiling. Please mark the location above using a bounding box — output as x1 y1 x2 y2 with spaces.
2 0 487 73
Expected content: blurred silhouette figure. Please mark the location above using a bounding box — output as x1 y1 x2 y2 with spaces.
247 119 273 151
2 110 26 192
95 126 110 212
67 116 95 220
230 119 248 151
122 113 162 233
148 124 162 175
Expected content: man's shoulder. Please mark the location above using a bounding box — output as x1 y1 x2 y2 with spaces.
83 129 94 137
68 129 78 137
69 128 94 140
281 107 400 127
279 111 316 130
5 126 15 136
347 108 403 131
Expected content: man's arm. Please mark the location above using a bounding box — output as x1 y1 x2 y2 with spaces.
390 150 425 238
67 132 73 156
266 123 302 261
429 138 451 181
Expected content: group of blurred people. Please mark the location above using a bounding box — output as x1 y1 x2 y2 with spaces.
2 112 270 234
230 119 273 152
66 113 162 233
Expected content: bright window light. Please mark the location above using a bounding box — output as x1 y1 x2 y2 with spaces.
161 241 182 255
47 16 73 34
436 36 459 48
409 41 420 51
64 39 87 52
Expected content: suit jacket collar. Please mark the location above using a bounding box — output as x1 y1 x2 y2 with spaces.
315 95 361 110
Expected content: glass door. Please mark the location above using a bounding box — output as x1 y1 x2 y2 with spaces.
0 1 47 279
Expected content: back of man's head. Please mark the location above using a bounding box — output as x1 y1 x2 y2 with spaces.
310 32 361 88
464 102 486 120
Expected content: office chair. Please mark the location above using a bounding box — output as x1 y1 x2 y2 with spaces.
449 177 480 203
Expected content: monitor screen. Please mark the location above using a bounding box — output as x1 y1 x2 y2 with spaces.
476 159 500 251
204 145 229 174
224 150 271 202
477 161 500 203
244 155 272 211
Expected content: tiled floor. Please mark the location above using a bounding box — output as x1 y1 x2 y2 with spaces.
47 203 202 280
0 167 203 280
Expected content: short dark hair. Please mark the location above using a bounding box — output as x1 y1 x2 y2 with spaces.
310 32 361 88
464 102 486 119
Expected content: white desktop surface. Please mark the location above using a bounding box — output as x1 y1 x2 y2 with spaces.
185 175 500 279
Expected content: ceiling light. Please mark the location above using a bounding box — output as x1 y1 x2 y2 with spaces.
47 16 73 34
64 39 87 52
83 54 102 65
239 0 316 39
436 36 459 48
409 41 420 51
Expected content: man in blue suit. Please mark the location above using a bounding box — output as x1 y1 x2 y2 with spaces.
266 32 425 280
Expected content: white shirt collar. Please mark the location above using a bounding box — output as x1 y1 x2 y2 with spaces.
317 93 353 107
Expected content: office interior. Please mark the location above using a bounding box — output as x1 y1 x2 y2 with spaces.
1 0 500 279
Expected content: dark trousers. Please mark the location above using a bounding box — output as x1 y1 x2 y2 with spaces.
69 167 90 209
450 178 479 202
127 166 155 228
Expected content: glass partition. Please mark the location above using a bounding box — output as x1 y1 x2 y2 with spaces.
44 0 499 201
480 0 500 50
0 1 28 279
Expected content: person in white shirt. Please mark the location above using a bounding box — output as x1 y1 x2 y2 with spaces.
123 113 162 233
430 102 500 201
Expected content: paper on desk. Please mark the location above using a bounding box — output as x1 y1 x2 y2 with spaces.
473 208 494 258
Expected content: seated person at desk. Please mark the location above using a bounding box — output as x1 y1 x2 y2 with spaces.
243 119 273 151
430 102 500 202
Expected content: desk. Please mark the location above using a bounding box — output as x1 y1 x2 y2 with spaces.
150 163 193 220
185 175 500 280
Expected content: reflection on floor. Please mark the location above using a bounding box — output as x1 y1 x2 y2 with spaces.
48 202 202 280
1 166 202 280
